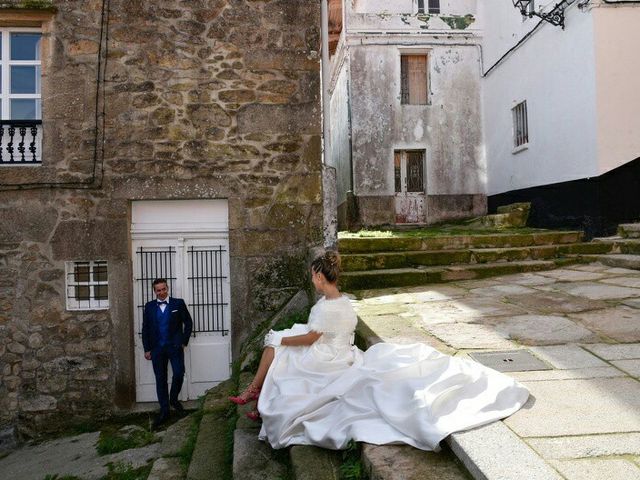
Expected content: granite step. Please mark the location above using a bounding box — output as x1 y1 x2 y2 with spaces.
362 443 471 480
187 379 235 480
339 258 585 291
341 242 613 272
596 254 640 270
290 445 341 480
338 231 583 254
618 223 640 238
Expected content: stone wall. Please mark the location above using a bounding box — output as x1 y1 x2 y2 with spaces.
0 0 322 434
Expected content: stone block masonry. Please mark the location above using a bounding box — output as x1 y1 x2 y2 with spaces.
0 0 322 434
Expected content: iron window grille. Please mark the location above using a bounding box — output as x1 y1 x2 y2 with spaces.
0 29 43 165
187 246 229 335
66 261 109 310
512 101 529 149
135 247 177 335
395 150 425 193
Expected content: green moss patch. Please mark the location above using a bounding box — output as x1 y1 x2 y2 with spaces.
0 1 57 11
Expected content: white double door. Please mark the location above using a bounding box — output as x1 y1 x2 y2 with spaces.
131 200 231 402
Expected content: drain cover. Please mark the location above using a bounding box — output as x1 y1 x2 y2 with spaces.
468 350 551 373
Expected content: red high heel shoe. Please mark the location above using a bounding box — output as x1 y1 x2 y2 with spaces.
246 410 261 422
228 385 261 405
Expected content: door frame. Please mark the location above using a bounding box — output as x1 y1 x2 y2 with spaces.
393 148 427 224
130 200 231 402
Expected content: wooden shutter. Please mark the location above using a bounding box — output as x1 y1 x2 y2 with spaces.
406 55 427 105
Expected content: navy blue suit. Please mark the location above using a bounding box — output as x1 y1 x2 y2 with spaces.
142 297 193 414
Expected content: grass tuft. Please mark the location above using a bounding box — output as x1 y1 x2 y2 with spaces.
174 409 203 469
96 426 157 456
339 441 367 480
103 462 152 480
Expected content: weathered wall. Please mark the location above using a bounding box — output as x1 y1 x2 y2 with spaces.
0 0 322 434
329 53 351 208
348 40 484 224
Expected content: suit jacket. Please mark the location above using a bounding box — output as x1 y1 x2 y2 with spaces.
142 297 193 352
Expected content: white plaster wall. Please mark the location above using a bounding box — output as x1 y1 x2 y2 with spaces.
329 61 352 205
482 5 599 195
353 0 476 16
480 0 538 68
348 0 480 32
350 41 484 196
592 5 640 173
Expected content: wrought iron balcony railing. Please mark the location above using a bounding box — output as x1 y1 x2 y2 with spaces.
0 120 43 165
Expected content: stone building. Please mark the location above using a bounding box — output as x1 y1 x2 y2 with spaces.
329 0 486 229
0 0 322 434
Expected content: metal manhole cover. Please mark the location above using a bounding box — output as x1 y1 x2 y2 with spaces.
468 350 551 373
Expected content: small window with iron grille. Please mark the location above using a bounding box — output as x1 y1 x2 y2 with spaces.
400 54 428 105
65 261 109 310
0 27 43 165
512 100 529 150
417 0 440 14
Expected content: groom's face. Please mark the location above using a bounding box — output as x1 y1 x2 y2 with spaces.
154 282 169 300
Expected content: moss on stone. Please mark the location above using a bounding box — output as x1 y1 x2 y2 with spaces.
440 14 475 30
0 0 57 11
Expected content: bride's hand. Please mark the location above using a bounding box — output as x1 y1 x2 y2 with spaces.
264 330 282 348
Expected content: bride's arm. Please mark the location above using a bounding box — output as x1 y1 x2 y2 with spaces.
281 331 322 346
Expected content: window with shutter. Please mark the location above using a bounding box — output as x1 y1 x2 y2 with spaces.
400 54 428 105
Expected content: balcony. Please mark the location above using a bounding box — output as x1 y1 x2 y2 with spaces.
0 120 42 165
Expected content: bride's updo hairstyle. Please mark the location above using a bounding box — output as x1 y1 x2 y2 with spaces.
311 250 341 283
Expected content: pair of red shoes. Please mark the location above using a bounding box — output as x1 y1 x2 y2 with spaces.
228 385 261 421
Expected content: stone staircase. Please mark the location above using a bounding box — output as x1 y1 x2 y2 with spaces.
183 226 640 480
338 230 622 291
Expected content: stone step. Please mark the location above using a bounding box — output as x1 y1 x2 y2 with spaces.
187 379 235 480
362 443 471 480
232 429 288 480
290 445 341 480
618 223 640 238
341 242 613 272
338 231 583 254
596 254 640 270
339 258 584 291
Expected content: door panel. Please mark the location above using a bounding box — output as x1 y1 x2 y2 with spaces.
395 150 426 224
131 200 231 404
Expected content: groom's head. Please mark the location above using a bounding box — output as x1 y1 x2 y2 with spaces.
153 278 169 300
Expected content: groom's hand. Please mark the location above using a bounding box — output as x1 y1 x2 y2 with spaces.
144 351 151 360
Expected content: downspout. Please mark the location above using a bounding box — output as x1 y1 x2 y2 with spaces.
321 0 338 249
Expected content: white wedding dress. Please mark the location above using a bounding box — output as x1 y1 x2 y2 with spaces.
258 295 529 451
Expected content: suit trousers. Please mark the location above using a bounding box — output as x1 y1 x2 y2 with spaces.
151 343 185 414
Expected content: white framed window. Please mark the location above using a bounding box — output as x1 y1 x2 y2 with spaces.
512 100 529 151
65 261 109 310
417 0 440 14
0 27 43 164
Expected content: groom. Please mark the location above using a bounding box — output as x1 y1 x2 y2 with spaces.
142 278 193 429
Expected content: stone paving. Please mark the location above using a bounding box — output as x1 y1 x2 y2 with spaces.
353 262 640 480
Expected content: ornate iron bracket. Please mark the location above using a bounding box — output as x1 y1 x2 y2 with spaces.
512 0 575 29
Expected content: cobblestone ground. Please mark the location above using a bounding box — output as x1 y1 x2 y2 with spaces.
353 262 640 479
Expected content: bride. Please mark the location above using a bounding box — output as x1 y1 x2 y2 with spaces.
229 251 529 451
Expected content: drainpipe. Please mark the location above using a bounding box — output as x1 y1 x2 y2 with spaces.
321 0 338 249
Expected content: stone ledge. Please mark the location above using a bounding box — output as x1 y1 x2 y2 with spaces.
290 445 341 480
446 422 563 480
362 443 469 480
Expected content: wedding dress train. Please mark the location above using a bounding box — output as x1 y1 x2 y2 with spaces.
257 296 529 451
